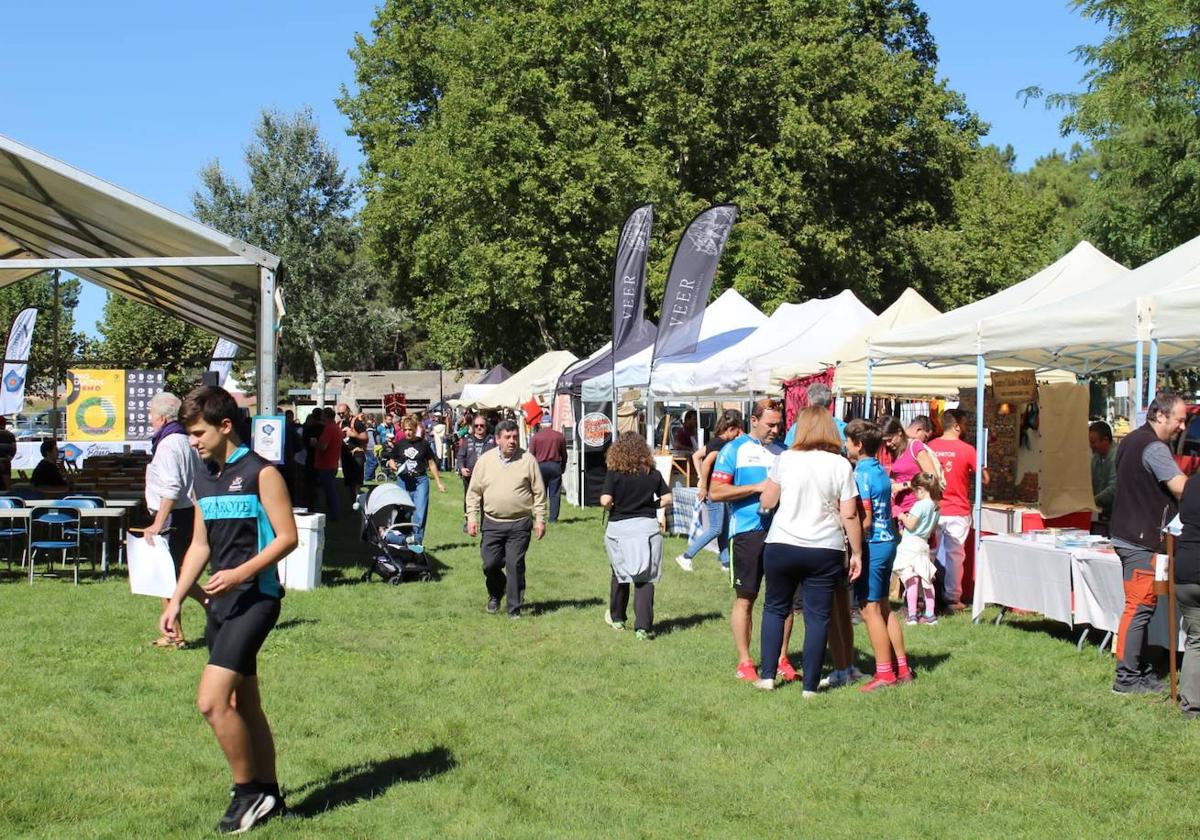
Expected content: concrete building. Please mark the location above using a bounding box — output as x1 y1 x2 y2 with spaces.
303 369 485 415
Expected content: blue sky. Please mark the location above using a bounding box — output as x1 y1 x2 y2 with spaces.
2 1 1107 337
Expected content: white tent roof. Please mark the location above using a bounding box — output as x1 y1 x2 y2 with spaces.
472 350 579 410
963 232 1200 375
818 288 980 395
652 290 873 398
580 289 766 401
869 242 1129 372
0 133 279 349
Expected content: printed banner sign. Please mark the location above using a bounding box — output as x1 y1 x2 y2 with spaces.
612 204 653 355
252 415 286 464
991 370 1037 405
0 307 37 416
65 369 164 442
652 204 738 365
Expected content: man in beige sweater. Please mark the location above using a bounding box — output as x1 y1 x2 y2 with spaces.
466 419 547 617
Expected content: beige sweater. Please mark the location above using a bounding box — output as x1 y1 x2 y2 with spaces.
465 448 547 525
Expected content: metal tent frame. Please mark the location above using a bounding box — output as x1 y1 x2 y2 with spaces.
0 133 283 412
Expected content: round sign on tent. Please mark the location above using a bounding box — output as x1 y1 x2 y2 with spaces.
580 412 613 448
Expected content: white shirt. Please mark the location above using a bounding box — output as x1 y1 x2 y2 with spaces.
765 449 858 550
145 433 202 511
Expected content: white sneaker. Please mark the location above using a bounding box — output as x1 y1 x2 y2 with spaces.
674 554 694 572
819 670 850 689
753 678 776 691
802 690 818 699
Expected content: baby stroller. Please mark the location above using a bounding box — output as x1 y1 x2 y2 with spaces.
358 483 436 584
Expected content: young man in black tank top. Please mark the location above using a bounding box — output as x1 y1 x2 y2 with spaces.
160 386 298 834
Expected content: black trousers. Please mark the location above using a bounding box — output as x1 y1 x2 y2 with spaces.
609 573 654 632
481 517 531 615
538 461 563 522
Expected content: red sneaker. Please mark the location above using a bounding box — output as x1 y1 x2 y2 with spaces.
776 658 799 683
896 671 915 684
735 660 758 681
860 676 897 693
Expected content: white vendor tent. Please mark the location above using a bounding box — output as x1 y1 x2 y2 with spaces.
653 290 873 397
473 351 578 410
580 289 766 401
961 231 1200 380
822 288 988 396
868 241 1129 372
0 133 284 410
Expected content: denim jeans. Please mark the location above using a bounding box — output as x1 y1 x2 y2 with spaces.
364 451 378 484
398 473 430 545
538 461 563 522
317 468 340 521
760 543 843 691
684 499 729 566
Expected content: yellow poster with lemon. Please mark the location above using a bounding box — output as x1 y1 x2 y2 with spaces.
65 369 126 442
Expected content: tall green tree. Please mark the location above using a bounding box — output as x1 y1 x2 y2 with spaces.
0 273 85 398
192 108 400 379
1035 1 1200 265
86 295 217 395
913 145 1070 308
340 0 987 367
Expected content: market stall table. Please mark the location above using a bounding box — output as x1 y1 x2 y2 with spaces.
973 534 1181 651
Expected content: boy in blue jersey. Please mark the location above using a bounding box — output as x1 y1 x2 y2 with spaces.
710 399 797 682
160 386 298 834
844 419 910 692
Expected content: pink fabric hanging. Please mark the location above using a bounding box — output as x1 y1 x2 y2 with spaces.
781 368 834 428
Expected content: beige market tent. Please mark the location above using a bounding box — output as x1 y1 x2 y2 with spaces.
868 241 1129 372
822 288 1049 396
470 351 579 410
0 133 284 410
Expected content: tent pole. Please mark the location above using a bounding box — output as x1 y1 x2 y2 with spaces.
646 388 655 449
257 266 278 414
1134 339 1144 417
865 359 874 419
1147 339 1159 406
973 355 985 569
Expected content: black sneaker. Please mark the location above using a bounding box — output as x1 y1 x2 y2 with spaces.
1112 680 1159 695
486 597 500 615
216 789 276 834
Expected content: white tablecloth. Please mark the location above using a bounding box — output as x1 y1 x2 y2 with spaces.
973 535 1073 624
974 535 1182 650
1071 549 1182 650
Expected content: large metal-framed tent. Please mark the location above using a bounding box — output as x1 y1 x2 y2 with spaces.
0 133 284 411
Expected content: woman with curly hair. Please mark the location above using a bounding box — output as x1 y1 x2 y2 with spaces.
600 433 673 639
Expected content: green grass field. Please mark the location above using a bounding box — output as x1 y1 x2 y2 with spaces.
2 485 1199 838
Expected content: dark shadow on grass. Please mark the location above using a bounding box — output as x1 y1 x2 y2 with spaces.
526 596 604 616
997 614 1079 645
547 516 590 525
428 541 473 552
288 747 456 818
904 651 951 674
274 617 319 632
655 611 723 637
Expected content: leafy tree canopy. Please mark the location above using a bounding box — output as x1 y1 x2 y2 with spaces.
0 273 85 398
340 0 997 367
192 108 401 378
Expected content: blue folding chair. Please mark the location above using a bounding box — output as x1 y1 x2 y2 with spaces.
0 497 27 574
59 498 106 573
29 505 82 585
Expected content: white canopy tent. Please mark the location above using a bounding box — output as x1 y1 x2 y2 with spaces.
653 290 873 398
0 134 284 410
471 350 579 410
579 288 766 402
868 241 1130 569
819 287 1057 396
868 241 1129 373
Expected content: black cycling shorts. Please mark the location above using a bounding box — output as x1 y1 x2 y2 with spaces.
730 530 767 594
206 592 280 677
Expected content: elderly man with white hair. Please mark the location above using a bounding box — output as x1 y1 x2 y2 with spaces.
144 391 206 649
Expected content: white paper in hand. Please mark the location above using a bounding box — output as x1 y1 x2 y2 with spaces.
127 533 177 598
